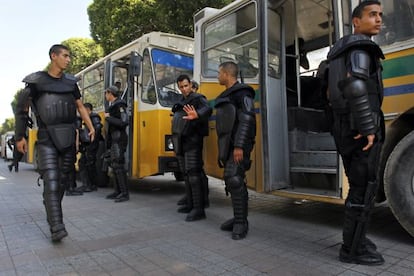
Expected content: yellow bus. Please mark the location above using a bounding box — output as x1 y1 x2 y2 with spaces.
194 0 414 236
28 32 194 181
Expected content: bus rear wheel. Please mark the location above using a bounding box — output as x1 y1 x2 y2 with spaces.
384 130 414 237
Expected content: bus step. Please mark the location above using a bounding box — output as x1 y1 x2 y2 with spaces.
290 166 337 174
290 150 337 168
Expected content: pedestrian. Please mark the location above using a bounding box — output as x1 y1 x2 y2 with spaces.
14 44 95 242
215 61 256 240
104 85 129 202
7 135 24 172
172 74 212 221
78 103 103 192
327 0 385 265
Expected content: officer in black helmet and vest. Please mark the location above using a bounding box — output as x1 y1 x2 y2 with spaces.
327 0 385 265
15 44 95 242
104 85 129 202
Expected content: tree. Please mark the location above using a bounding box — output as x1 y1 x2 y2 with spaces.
88 0 232 55
1 118 15 135
154 0 232 36
88 0 158 55
62 38 104 74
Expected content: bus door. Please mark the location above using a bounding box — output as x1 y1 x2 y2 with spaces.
259 1 290 192
267 0 346 198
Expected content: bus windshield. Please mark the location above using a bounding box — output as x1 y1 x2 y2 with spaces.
151 49 194 107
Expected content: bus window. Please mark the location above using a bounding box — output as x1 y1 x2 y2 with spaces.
83 64 105 111
113 66 127 96
202 2 258 79
151 48 193 107
141 49 157 104
374 0 414 46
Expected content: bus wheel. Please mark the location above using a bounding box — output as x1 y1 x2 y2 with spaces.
174 171 184 181
384 130 414 237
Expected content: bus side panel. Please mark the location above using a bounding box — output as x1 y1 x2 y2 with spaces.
131 100 140 178
137 109 175 178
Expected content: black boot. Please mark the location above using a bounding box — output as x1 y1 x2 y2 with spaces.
177 195 187 206
177 176 193 213
65 172 83 196
339 201 384 265
114 170 129 202
185 174 206 221
220 218 234 231
8 164 13 172
44 183 67 242
79 168 92 192
106 176 121 199
14 162 19 172
228 177 249 240
202 170 209 208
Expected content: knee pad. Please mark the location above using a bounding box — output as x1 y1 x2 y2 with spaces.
226 175 244 193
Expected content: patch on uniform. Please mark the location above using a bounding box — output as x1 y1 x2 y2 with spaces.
120 107 125 113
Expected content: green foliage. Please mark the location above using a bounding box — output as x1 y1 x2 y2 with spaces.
154 0 233 36
1 118 15 135
62 38 104 74
10 88 24 114
88 0 158 55
88 0 232 55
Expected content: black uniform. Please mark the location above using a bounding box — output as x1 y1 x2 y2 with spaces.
172 92 212 221
15 71 81 242
7 135 24 172
78 112 102 192
105 98 129 202
327 34 385 265
215 82 256 240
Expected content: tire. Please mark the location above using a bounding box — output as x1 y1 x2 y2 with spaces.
174 171 185 181
384 130 414 237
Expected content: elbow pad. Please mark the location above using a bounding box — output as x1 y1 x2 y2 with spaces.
234 96 256 149
234 111 256 149
197 97 212 121
341 77 376 135
14 87 31 140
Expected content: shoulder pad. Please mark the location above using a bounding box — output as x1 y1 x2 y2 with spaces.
22 71 46 83
328 34 384 61
63 73 80 83
219 82 255 98
349 50 370 79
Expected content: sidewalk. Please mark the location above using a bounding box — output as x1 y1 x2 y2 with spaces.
0 162 413 275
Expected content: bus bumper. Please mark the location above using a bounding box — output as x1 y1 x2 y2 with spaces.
158 156 180 173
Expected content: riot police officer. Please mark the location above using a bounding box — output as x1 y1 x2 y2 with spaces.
215 61 256 240
15 44 95 242
78 103 103 192
172 74 212 221
104 85 129 202
327 1 385 265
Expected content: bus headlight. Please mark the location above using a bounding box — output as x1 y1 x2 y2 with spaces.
165 135 174 151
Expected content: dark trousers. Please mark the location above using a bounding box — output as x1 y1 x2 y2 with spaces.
332 114 383 250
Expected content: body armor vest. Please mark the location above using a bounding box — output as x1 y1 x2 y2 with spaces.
327 34 384 113
23 71 79 151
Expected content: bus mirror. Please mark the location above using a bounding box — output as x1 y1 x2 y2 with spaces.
129 51 141 76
